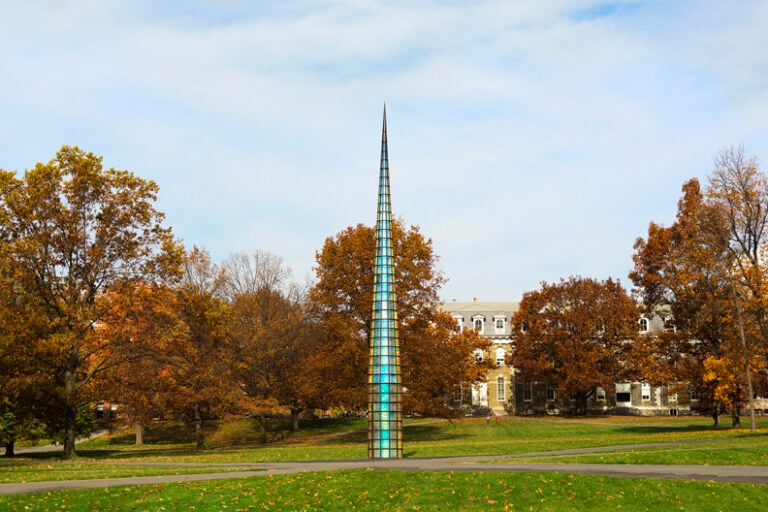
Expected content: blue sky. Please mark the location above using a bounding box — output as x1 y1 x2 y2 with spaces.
1 1 767 301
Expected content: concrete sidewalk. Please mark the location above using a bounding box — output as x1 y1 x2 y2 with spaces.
12 430 109 456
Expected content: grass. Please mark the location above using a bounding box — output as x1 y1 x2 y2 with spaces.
2 415 767 510
1 470 766 511
0 460 253 484
507 438 768 465
79 415 768 460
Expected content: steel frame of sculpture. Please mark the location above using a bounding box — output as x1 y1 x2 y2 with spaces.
368 106 403 459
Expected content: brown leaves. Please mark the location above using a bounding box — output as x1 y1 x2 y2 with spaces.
401 311 492 416
308 220 445 411
512 276 638 406
0 146 182 456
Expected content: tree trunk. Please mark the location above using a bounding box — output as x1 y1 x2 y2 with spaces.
194 403 205 450
576 392 588 416
135 423 144 446
291 409 300 433
731 283 757 433
258 415 268 444
732 404 741 429
3 441 14 457
62 368 78 459
712 412 719 427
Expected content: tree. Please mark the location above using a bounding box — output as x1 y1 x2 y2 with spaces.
630 169 765 429
511 276 638 414
629 179 733 408
707 146 768 430
400 311 491 417
95 285 180 445
158 247 236 449
309 220 446 411
223 251 319 439
0 146 182 458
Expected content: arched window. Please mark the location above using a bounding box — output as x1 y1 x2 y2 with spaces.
472 315 485 333
473 348 484 363
639 317 649 333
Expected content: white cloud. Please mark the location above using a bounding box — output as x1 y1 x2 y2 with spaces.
1 0 767 301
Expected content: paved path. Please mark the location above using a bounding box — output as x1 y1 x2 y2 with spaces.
12 430 109 455
2 444 768 495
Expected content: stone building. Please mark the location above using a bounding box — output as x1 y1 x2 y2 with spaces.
441 300 518 416
441 300 768 416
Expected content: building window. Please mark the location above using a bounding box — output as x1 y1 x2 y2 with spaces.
546 387 555 401
690 388 699 401
663 317 675 332
596 387 606 401
639 317 649 333
497 377 506 402
472 316 485 333
641 383 651 401
616 383 631 403
523 382 532 401
454 316 464 332
494 316 506 334
495 347 505 367
453 383 464 402
473 348 484 363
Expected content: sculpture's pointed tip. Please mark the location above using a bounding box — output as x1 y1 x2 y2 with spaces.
381 103 387 142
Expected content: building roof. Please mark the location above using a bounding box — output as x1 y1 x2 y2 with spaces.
440 302 519 315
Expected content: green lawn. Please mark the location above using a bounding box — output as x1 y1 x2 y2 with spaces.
1 470 766 511
75 415 768 462
0 461 253 484
506 435 768 466
2 415 767 510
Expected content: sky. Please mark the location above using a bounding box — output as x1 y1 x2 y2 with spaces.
1 1 767 302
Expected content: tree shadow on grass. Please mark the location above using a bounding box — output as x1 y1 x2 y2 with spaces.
404 424 468 442
316 431 368 445
97 423 197 447
617 423 724 435
3 447 205 462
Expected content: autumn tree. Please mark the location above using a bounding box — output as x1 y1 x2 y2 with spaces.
0 147 182 458
707 147 768 429
222 251 319 439
629 179 733 396
157 247 236 449
309 220 446 411
511 276 638 415
95 285 181 445
400 311 491 417
630 164 765 429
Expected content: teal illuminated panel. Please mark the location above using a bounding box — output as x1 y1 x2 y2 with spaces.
368 105 403 459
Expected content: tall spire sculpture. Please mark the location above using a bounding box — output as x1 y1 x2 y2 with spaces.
368 105 403 459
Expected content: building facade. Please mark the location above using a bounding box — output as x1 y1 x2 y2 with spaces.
442 301 768 416
441 300 518 416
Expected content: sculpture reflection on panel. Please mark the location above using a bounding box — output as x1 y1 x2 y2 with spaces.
368 105 403 459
